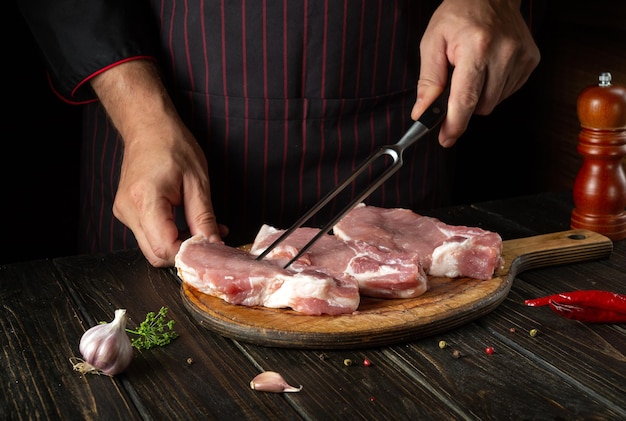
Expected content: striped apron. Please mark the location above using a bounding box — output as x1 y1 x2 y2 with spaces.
78 0 454 251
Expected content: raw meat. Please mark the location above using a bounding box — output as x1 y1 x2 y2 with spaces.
175 235 360 315
250 225 427 299
333 204 503 280
176 205 503 316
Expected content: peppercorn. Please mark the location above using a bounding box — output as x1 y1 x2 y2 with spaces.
485 346 494 355
363 358 371 367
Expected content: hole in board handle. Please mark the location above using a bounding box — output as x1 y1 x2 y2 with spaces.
567 233 587 241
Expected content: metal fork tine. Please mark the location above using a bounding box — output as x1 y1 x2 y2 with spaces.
255 84 450 266
253 148 385 261
279 148 404 268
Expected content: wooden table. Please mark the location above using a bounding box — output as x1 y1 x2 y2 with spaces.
2 191 625 420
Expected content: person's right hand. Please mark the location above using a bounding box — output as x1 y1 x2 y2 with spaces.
90 60 226 267
411 0 540 147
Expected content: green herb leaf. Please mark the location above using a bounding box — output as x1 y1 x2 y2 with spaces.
125 306 179 350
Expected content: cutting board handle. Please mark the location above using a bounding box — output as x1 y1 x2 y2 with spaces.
496 229 613 278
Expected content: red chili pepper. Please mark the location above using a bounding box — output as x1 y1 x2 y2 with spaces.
524 290 626 323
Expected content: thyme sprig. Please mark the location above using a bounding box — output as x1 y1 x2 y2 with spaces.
125 306 179 350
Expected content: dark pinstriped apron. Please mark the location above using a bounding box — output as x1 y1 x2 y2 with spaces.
79 0 455 252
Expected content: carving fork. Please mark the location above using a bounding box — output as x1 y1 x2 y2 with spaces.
256 85 450 267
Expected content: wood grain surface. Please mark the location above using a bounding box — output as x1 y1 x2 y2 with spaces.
181 229 613 349
4 192 626 420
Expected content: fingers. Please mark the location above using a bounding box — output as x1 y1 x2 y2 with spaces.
411 34 449 125
134 197 182 267
183 174 224 244
113 140 224 267
115 185 223 268
441 58 486 147
411 18 479 148
412 43 481 148
412 0 540 148
113 185 179 267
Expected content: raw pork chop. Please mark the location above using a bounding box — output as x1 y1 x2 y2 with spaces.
175 235 360 315
333 204 503 280
250 225 427 299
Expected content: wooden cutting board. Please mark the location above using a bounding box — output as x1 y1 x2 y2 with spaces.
181 229 612 349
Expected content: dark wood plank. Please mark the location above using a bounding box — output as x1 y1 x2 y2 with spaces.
388 320 625 419
421 201 540 240
237 287 625 420
0 260 141 420
52 251 304 420
470 264 626 417
231 345 467 420
480 289 626 414
471 191 575 237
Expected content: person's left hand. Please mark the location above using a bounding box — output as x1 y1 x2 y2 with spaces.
411 0 540 147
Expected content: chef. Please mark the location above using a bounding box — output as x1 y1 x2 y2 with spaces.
18 0 539 267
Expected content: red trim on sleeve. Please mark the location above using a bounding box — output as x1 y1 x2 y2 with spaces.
48 56 159 105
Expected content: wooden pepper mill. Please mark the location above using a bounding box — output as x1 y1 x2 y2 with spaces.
571 72 626 240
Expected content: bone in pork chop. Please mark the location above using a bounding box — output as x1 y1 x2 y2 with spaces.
175 235 360 315
250 225 427 299
333 204 503 280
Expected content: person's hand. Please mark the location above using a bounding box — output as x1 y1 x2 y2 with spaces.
114 114 227 267
91 60 226 267
411 0 540 147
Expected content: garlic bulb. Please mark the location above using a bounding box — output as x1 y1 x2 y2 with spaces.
250 371 302 393
79 309 133 376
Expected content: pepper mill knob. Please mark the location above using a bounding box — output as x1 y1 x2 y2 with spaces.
571 72 626 240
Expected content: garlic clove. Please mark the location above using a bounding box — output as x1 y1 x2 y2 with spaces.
79 309 133 376
250 371 302 393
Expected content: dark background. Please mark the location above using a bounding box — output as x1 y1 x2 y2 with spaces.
3 1 625 265
4 2 81 264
